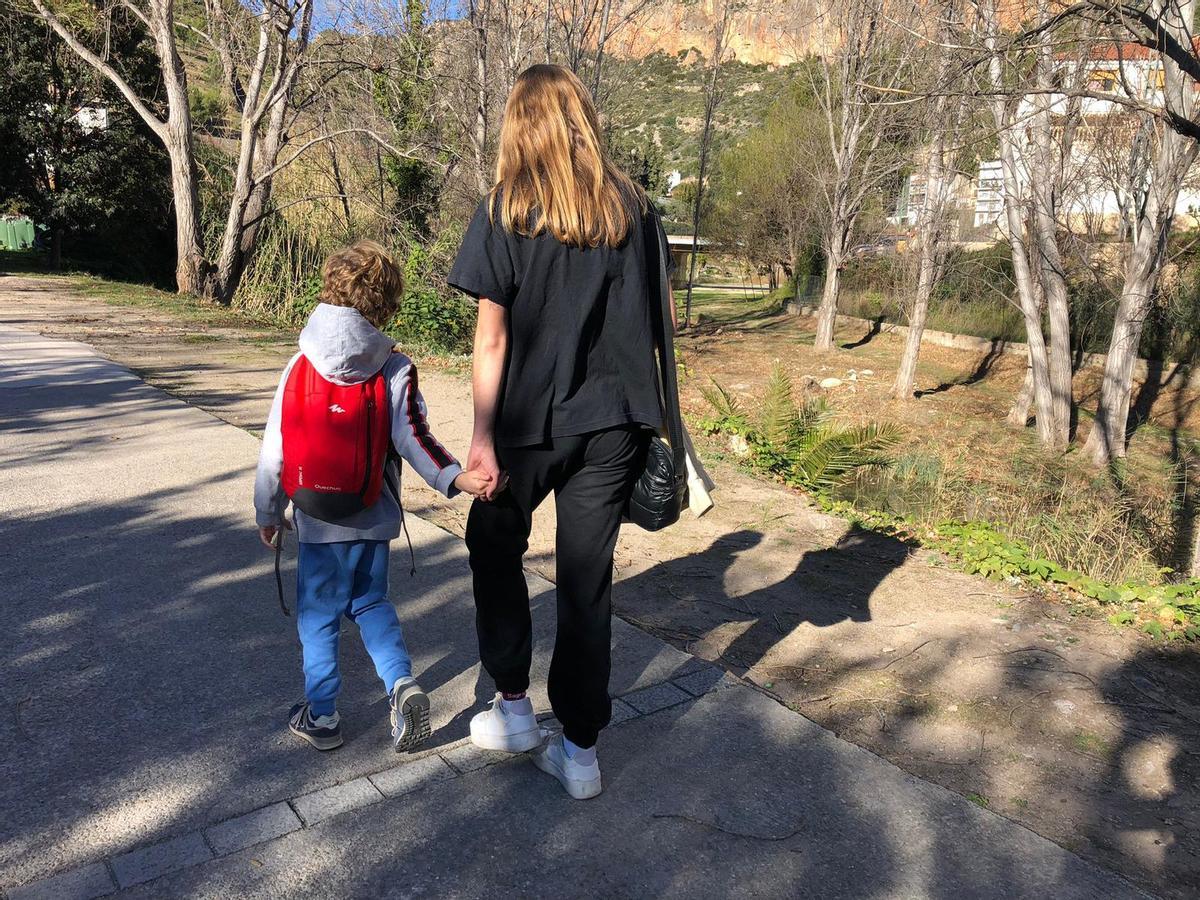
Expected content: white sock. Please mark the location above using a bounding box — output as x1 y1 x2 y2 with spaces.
499 695 533 715
563 736 596 764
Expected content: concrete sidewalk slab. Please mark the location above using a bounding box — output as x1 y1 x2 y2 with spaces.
122 678 1145 900
0 326 1147 898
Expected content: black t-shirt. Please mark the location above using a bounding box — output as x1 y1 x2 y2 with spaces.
448 197 673 447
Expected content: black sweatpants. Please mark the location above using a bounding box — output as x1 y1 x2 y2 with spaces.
465 426 646 748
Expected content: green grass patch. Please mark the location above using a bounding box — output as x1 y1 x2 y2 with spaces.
1071 730 1114 759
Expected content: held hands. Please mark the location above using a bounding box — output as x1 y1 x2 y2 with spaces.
258 519 292 550
466 438 508 501
256 459 499 549
454 468 496 498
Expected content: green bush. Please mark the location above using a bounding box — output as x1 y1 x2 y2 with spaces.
388 230 475 355
699 365 902 491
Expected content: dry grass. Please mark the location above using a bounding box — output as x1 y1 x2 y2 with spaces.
677 297 1197 584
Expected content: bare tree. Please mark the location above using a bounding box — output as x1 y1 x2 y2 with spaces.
1081 1 1199 463
546 0 652 108
974 0 1085 449
978 0 1059 444
683 0 737 327
26 0 329 301
809 0 919 352
893 0 966 399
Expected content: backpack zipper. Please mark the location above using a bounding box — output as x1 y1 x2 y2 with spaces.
361 386 375 498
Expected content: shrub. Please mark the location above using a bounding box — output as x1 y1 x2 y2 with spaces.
389 228 475 355
700 364 902 491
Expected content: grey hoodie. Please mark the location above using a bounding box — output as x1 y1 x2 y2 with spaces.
254 303 463 543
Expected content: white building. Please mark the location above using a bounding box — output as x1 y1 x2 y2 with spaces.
971 44 1200 232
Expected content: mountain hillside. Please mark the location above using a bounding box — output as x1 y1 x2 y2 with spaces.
611 0 820 65
603 50 799 178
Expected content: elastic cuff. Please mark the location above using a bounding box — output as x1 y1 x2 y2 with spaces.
495 675 530 696
255 509 283 526
435 463 464 498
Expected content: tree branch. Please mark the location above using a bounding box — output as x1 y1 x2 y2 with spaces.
29 0 166 140
251 128 423 185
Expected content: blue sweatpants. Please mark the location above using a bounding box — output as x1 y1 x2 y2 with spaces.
296 540 411 716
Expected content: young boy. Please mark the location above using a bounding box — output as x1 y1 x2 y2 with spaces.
254 240 489 753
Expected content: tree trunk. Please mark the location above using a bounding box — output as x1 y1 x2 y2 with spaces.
1007 359 1035 427
892 1 956 399
892 140 948 397
982 0 1057 448
164 117 208 296
997 134 1057 447
590 0 613 102
814 225 847 351
1083 171 1190 464
48 225 63 270
1028 13 1072 449
152 3 208 297
329 142 353 231
1083 0 1198 465
470 0 490 196
683 1 732 327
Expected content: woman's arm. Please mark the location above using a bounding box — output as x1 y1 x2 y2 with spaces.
469 298 509 500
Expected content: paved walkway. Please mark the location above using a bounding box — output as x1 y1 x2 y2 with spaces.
0 327 1148 898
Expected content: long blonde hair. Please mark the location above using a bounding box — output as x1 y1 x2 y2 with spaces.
491 64 644 248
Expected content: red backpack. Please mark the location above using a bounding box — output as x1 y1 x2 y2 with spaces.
280 355 390 522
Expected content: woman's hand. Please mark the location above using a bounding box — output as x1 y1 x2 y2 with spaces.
466 439 506 500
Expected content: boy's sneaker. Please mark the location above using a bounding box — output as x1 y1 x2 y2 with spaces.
469 693 541 752
288 702 343 751
531 735 602 800
390 679 431 752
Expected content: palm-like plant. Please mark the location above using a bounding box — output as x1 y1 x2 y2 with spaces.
701 364 902 492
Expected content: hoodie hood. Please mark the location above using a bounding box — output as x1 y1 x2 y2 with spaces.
298 303 396 385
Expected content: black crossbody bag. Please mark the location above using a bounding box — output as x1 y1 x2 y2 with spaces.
624 213 688 531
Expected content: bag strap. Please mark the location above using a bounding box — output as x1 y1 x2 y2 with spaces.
647 212 686 458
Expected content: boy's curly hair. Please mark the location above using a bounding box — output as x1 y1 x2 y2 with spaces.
319 240 404 328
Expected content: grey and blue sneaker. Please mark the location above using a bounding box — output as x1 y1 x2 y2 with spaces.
288 702 343 751
390 678 431 752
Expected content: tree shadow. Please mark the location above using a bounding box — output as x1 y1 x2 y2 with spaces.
1040 646 1200 899
914 340 1006 397
841 315 885 350
1096 647 1200 893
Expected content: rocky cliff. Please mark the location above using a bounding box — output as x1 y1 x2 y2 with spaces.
610 0 821 66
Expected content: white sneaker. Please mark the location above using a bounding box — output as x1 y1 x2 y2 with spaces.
531 735 602 800
469 693 541 752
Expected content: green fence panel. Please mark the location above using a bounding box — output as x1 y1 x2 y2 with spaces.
1 217 35 250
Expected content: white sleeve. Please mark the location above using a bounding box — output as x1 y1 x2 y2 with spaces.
389 360 463 497
253 353 300 525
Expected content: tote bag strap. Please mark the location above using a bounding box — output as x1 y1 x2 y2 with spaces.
647 211 686 455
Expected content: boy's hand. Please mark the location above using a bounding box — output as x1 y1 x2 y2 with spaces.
454 468 495 498
258 519 292 550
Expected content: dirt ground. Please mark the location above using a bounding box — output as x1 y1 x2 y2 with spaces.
3 274 1199 899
